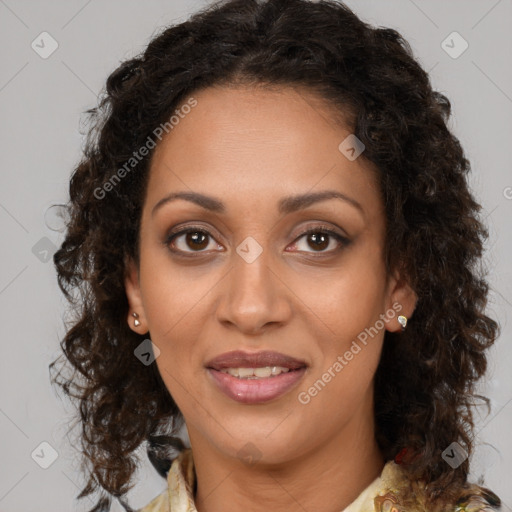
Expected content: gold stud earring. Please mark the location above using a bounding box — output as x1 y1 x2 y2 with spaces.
397 315 408 330
132 312 141 327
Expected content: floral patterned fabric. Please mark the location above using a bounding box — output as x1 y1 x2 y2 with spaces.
137 448 500 512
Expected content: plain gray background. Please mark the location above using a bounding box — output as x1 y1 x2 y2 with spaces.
0 1 511 511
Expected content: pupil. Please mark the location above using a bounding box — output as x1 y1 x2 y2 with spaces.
309 233 328 251
187 232 208 250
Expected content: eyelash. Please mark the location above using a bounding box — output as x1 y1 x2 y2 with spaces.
164 224 350 257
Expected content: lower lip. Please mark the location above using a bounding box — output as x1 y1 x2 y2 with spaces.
207 367 307 404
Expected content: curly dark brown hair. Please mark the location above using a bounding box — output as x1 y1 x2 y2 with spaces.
49 0 502 511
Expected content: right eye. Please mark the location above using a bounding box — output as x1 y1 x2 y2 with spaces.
165 226 223 255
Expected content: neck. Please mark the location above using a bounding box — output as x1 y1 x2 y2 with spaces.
190 404 385 512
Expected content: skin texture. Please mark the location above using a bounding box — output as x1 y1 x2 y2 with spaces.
124 84 417 512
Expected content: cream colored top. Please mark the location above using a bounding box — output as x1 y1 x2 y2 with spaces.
137 448 499 512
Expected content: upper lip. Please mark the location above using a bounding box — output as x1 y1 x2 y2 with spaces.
206 350 308 370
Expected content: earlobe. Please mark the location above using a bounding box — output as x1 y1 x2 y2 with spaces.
385 270 418 333
124 258 149 334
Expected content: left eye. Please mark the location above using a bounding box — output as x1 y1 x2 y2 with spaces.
291 228 348 253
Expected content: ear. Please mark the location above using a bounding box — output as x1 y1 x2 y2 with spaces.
383 267 418 333
124 258 149 335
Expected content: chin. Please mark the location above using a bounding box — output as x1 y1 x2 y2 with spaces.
204 425 309 467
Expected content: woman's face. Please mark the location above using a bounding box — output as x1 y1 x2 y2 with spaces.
125 84 416 465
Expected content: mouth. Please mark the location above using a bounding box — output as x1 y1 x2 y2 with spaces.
205 350 308 404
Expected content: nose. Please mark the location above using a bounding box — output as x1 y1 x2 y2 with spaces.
215 245 293 335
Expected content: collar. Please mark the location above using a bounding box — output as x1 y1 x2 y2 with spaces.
163 448 410 512
139 448 499 512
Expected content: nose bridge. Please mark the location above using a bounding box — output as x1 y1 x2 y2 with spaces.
216 238 290 332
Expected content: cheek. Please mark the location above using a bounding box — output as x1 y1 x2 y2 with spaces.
297 278 386 419
293 249 388 405
295 341 382 438
151 309 207 417
291 247 388 343
139 245 221 337
138 254 215 396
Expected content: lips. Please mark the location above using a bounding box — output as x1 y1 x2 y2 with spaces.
205 350 308 371
205 350 308 404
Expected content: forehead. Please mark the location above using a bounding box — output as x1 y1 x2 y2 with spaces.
145 84 381 218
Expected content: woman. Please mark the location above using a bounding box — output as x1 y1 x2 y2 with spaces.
50 0 503 511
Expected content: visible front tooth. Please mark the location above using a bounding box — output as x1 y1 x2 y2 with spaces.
219 366 293 378
238 368 254 378
254 367 272 378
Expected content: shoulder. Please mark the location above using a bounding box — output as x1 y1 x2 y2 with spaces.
447 482 502 512
374 461 501 512
137 448 195 512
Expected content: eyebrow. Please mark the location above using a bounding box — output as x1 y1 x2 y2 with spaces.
151 190 364 218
